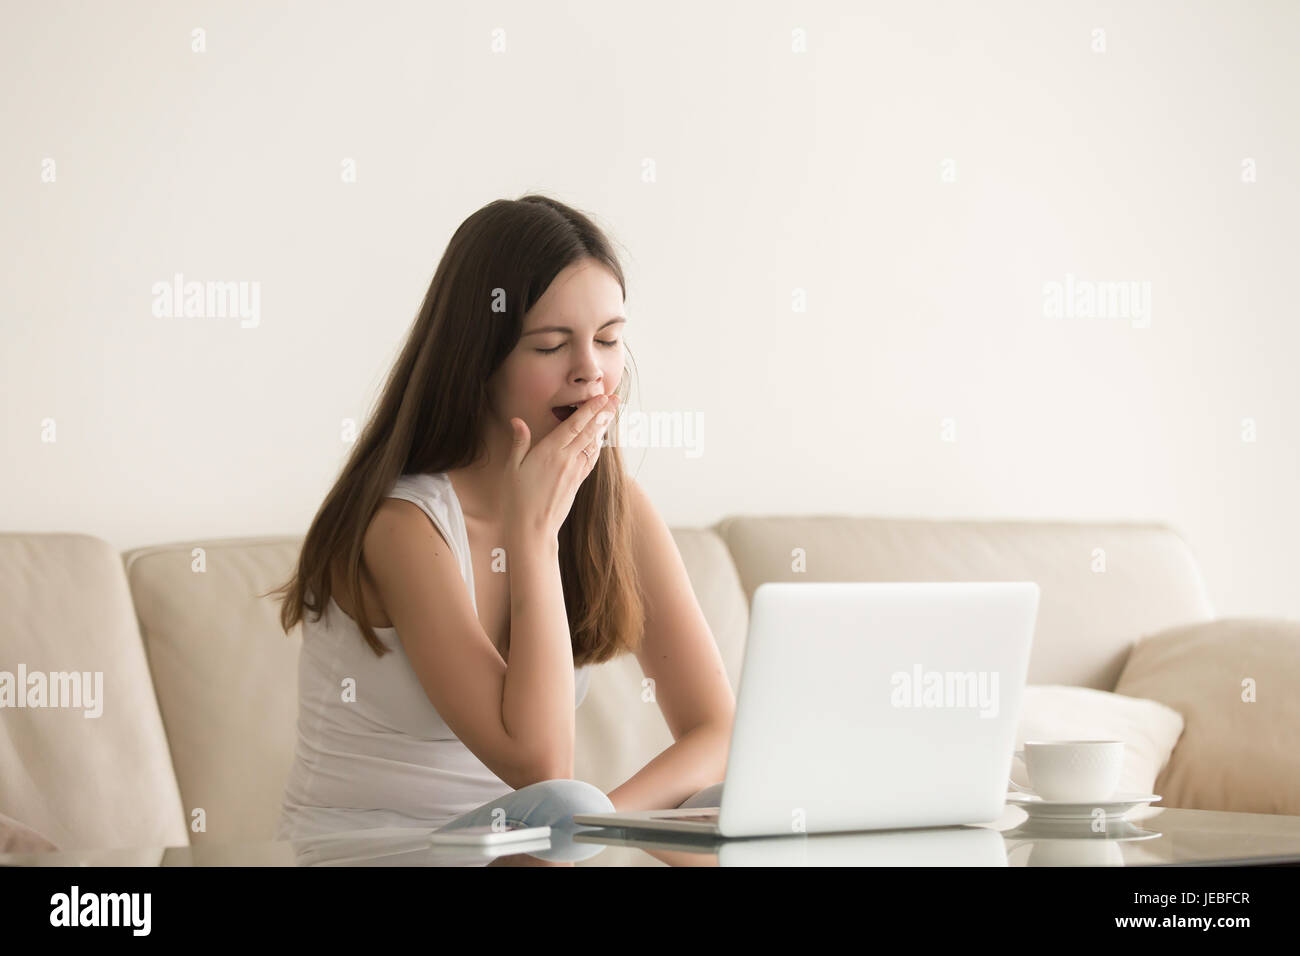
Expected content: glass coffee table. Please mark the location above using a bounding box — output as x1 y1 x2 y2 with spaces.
3 804 1300 867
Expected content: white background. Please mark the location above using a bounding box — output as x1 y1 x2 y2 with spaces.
2 1 1297 618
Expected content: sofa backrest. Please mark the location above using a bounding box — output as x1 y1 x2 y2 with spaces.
2 514 1216 850
714 516 1215 691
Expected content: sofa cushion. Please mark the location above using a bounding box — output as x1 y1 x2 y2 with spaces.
1009 685 1185 798
123 536 304 846
0 533 189 852
1113 617 1300 815
714 517 1214 691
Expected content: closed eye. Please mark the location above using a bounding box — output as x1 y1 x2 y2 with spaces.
536 339 620 354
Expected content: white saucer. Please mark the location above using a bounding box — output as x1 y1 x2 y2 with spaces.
1006 791 1161 821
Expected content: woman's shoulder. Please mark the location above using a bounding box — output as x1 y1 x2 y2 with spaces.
382 472 464 555
385 472 458 520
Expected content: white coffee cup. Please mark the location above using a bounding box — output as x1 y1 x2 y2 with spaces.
1008 740 1124 802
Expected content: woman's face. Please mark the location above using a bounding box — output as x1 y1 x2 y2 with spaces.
487 258 626 440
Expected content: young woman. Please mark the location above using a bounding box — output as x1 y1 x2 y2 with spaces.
270 195 734 862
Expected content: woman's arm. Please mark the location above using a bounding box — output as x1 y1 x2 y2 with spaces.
606 479 736 811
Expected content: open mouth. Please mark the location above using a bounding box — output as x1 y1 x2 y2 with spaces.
552 404 579 422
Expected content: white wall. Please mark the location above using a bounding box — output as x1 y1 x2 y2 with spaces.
3 1 1297 619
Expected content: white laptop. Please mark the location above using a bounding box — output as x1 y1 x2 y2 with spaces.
573 581 1040 839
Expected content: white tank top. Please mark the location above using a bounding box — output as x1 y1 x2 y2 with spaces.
274 471 592 841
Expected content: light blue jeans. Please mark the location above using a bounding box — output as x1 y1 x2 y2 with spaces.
433 780 725 862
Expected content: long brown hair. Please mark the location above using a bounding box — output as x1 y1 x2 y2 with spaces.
267 195 645 666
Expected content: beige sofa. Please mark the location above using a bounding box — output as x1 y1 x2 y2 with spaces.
0 516 1291 854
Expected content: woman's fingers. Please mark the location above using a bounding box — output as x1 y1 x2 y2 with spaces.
578 396 617 474
561 394 616 449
